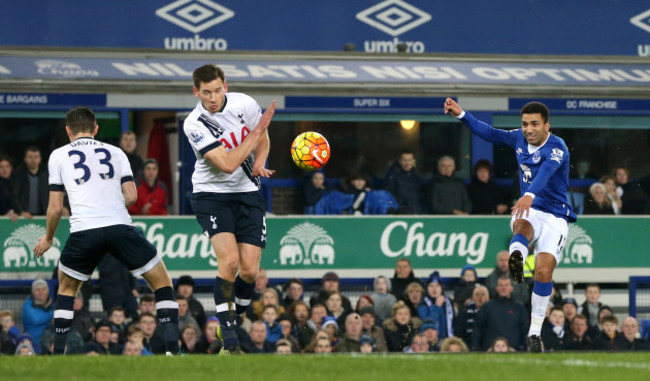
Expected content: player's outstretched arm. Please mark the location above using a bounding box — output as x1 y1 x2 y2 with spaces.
204 101 276 174
34 191 64 257
252 130 275 178
444 97 516 148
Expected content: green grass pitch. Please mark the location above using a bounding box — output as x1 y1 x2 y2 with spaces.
2 352 650 381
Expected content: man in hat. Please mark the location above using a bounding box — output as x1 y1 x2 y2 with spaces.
128 158 168 215
309 272 352 312
562 298 578 323
21 278 54 354
84 320 121 355
177 275 207 329
359 306 387 353
421 318 441 352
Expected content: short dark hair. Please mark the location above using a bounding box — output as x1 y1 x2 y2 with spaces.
286 278 303 289
0 155 13 165
138 312 155 321
139 294 155 305
193 64 226 89
24 146 40 155
108 306 125 316
520 102 549 123
66 107 96 135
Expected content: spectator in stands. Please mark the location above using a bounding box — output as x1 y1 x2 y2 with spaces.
277 314 300 352
312 336 333 354
14 336 36 356
252 287 286 320
310 272 352 312
120 131 143 181
420 318 441 352
107 306 127 344
282 278 304 308
176 275 206 330
321 316 339 346
287 300 313 349
97 254 139 319
176 295 200 334
248 320 274 354
128 159 168 215
202 316 220 354
0 155 19 221
440 336 469 353
262 305 281 343
614 166 649 214
0 310 19 354
123 340 143 356
416 280 444 337
138 312 165 354
422 271 454 339
562 298 578 323
303 169 328 214
354 295 374 314
83 320 121 355
455 285 489 347
488 337 516 352
550 282 563 307
306 303 327 333
541 306 567 351
583 182 615 214
341 171 371 215
564 314 594 351
21 278 54 354
382 301 422 352
466 160 509 215
600 175 622 214
325 290 350 330
403 282 425 318
126 325 152 356
358 334 375 353
391 258 423 301
248 268 279 316
12 146 49 218
427 155 472 215
370 275 397 321
578 283 603 328
620 316 650 350
384 149 424 214
485 250 530 306
454 264 480 308
359 306 387 353
403 332 429 353
333 313 363 353
274 339 292 354
180 324 207 354
594 315 627 351
472 276 527 351
138 294 156 316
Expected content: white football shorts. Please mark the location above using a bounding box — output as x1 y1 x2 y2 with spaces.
510 207 568 264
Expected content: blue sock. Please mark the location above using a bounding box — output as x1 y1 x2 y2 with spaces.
53 295 75 354
234 275 254 317
154 286 180 354
532 281 553 296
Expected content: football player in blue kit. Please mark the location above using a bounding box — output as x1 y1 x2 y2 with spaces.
183 64 276 354
444 97 576 352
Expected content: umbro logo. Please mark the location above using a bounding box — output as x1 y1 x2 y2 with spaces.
156 0 235 34
356 0 431 37
631 9 650 34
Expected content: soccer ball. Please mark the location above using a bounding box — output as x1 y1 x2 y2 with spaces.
290 131 331 171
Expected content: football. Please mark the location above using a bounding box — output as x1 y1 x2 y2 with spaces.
290 131 331 171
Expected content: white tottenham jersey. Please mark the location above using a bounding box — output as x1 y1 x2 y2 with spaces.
48 138 133 233
183 93 262 193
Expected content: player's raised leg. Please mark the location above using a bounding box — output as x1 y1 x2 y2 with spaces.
508 219 533 284
210 232 241 353
140 260 180 355
52 270 83 354
234 242 261 321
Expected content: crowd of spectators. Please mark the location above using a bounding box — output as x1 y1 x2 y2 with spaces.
1 256 648 356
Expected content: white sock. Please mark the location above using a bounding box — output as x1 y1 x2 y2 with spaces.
528 292 550 336
509 241 528 257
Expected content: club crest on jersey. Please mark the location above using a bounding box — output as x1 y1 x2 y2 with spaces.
237 112 245 124
516 147 523 155
532 150 541 163
550 148 564 163
190 131 204 143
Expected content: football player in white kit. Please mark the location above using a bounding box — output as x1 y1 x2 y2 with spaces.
33 107 180 355
183 64 276 354
444 98 576 352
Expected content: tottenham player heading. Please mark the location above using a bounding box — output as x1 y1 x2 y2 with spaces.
33 107 180 355
183 64 276 354
444 98 576 353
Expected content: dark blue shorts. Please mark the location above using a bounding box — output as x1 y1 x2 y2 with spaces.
191 191 266 248
59 224 159 281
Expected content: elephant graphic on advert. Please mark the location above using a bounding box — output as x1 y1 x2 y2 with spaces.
570 243 593 264
39 247 61 267
280 244 303 265
311 244 334 265
3 246 29 268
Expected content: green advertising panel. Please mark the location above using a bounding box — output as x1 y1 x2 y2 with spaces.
0 216 647 278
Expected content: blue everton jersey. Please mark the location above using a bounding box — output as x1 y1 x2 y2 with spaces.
461 112 577 222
